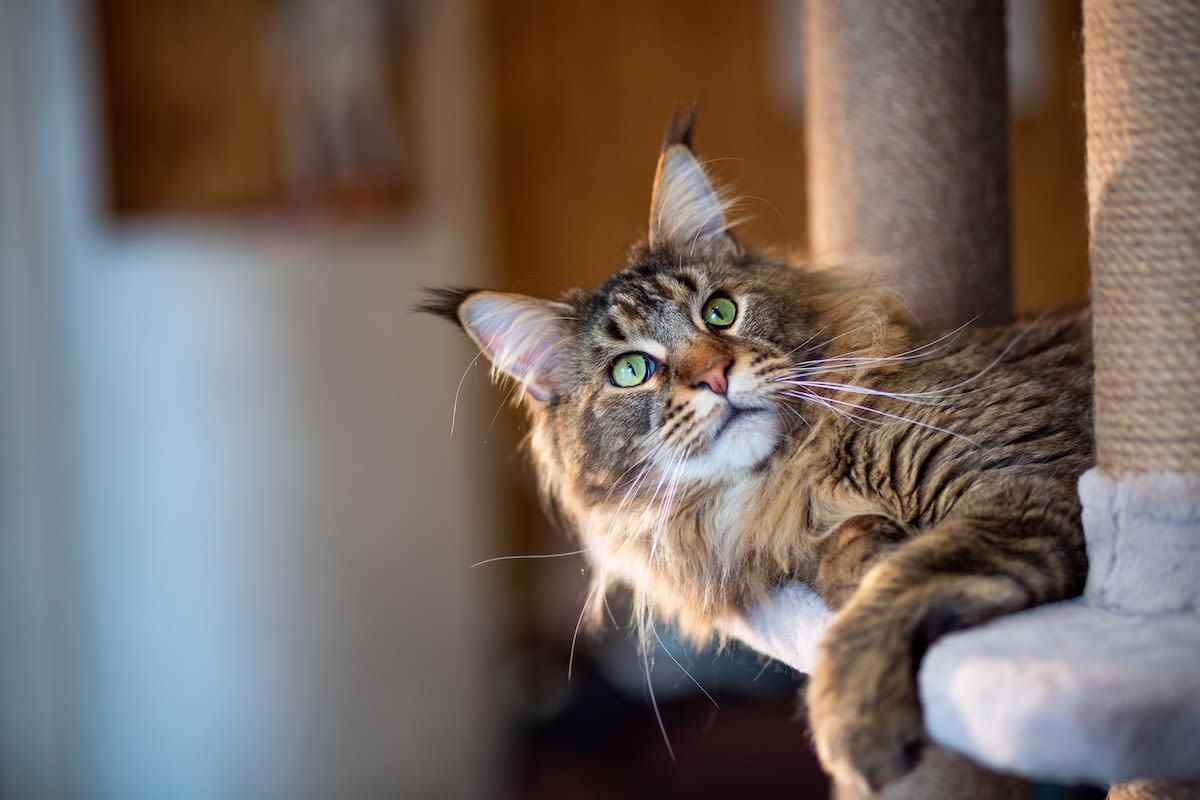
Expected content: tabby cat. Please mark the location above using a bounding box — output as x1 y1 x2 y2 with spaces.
420 112 1093 793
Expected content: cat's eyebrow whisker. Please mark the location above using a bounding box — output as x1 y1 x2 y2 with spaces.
469 549 588 569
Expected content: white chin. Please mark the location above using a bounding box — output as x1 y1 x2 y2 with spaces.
677 411 782 481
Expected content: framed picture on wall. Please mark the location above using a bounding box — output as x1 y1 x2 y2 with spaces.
94 0 420 219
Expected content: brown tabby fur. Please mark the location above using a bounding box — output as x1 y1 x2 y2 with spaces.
420 113 1093 794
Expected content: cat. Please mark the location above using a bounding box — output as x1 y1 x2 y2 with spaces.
419 111 1093 793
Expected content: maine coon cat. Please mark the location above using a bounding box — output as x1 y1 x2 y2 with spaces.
420 112 1093 793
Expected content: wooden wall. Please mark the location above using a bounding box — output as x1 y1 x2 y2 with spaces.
482 1 809 300
482 1 1087 308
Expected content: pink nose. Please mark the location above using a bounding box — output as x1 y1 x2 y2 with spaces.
689 357 732 394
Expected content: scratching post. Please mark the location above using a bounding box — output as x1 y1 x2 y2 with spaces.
1085 0 1200 479
803 2 1018 797
804 0 1012 331
920 1 1200 795
731 1 1200 797
1078 3 1200 798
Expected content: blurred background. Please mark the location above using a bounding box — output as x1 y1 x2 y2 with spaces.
0 1 1087 798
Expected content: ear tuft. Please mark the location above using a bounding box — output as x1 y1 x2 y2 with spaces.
415 286 480 325
648 109 737 256
662 102 698 151
458 292 573 403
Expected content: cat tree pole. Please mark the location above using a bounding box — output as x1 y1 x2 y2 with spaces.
921 1 1200 793
731 2 1023 797
729 0 1200 796
804 0 1011 332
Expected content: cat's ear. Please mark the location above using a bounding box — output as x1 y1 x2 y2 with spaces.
418 288 571 403
648 109 737 256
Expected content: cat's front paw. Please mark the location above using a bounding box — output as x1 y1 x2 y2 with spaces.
806 618 927 793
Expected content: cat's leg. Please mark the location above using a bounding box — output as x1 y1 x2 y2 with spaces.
806 478 1088 794
813 514 909 611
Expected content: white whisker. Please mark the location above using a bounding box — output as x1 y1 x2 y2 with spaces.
813 392 981 447
451 351 486 436
643 635 675 761
653 625 719 709
568 580 601 683
469 549 587 569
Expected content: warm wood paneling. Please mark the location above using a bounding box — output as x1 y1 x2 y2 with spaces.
483 1 808 300
1010 0 1089 313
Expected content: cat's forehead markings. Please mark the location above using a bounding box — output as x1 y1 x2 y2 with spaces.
668 271 699 294
627 338 668 360
651 273 695 301
603 317 627 342
605 303 649 340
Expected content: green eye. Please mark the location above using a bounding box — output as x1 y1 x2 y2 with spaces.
610 353 654 387
702 294 738 328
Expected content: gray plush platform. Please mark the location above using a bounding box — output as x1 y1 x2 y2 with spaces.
727 469 1200 786
921 601 1200 786
724 585 1200 787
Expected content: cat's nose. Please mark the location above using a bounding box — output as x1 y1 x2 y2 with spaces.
690 357 732 394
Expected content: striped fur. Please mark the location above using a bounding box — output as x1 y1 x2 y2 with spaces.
421 119 1093 792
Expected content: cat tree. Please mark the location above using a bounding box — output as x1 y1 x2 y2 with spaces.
729 1 1200 797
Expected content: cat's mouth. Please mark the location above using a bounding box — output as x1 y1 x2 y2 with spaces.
713 405 765 440
673 403 781 478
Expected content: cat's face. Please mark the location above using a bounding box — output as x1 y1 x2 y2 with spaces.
539 258 823 496
421 112 848 504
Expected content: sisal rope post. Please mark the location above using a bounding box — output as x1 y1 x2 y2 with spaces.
1082 5 1200 794
1084 0 1200 478
1080 0 1200 620
804 0 1012 332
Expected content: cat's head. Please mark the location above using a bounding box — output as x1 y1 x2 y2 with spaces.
421 111 887 506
